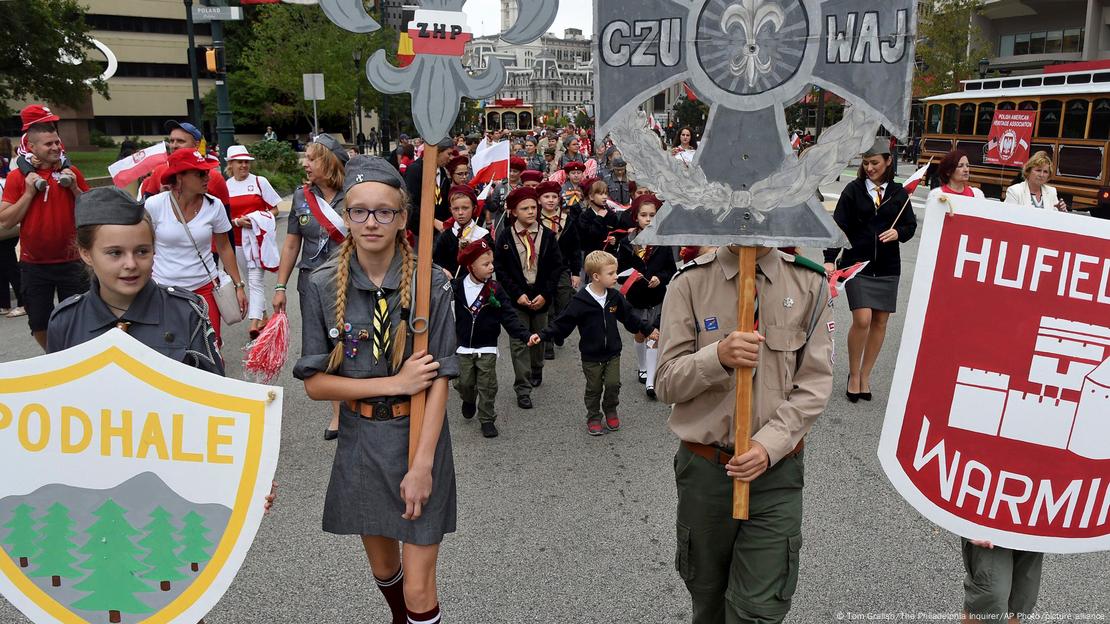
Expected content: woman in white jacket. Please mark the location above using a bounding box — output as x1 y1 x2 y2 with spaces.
1004 150 1068 211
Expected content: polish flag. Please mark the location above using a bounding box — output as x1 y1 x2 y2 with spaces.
468 140 509 188
108 142 168 188
901 160 932 194
618 268 644 296
828 261 869 300
683 82 698 101
790 133 801 150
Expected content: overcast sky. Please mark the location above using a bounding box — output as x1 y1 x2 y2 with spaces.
462 0 594 38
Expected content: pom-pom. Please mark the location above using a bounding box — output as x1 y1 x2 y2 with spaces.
243 312 289 383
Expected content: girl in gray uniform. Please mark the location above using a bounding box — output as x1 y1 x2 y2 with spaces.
293 156 458 624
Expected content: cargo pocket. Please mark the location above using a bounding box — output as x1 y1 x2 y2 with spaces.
761 326 807 391
776 533 802 600
675 523 694 581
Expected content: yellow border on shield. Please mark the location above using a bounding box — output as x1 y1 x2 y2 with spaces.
0 345 266 623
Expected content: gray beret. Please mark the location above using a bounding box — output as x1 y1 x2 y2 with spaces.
75 186 146 228
435 137 454 150
611 157 627 168
863 137 892 157
344 155 405 194
313 133 350 164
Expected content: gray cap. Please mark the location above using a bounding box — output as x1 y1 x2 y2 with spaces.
344 155 405 194
313 133 350 164
75 187 146 228
435 137 454 150
611 157 627 168
863 137 891 157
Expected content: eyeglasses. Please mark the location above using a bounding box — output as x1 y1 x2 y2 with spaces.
347 207 401 224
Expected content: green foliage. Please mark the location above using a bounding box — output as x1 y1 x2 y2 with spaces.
139 507 188 585
177 511 213 569
249 140 300 176
915 0 991 97
123 136 156 150
2 504 39 561
0 0 108 116
671 97 709 135
31 503 82 583
255 169 302 197
89 130 116 149
72 499 153 615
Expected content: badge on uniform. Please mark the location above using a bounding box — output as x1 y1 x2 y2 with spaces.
783 297 794 308
299 214 310 226
827 321 836 333
704 316 719 331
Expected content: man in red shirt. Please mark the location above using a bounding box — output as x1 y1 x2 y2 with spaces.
0 121 90 350
139 120 230 206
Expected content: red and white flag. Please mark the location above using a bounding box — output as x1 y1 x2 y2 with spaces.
618 268 644 296
827 261 869 300
647 115 664 136
790 133 801 150
902 160 932 194
108 142 168 188
468 140 509 188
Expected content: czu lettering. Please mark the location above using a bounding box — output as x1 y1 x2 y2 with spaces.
600 18 683 68
826 10 908 64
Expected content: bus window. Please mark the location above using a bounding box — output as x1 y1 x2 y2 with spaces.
1089 99 1110 140
503 112 518 131
942 104 958 134
519 112 533 130
958 103 976 134
1039 100 1062 137
1018 100 1039 111
1061 99 1089 138
927 105 942 134
997 101 1016 110
976 103 995 136
924 138 953 153
487 112 501 130
956 140 986 165
1057 145 1102 179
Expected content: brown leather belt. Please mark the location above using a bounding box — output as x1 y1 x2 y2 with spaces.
683 439 805 465
345 400 411 421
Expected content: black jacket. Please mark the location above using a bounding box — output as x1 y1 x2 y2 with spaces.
822 177 917 276
576 205 623 255
452 277 531 349
538 286 654 362
539 209 582 275
616 238 677 309
404 159 452 232
493 225 565 312
432 227 494 277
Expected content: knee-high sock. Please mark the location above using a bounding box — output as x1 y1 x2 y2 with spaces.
635 341 647 372
374 567 407 624
645 346 659 388
408 604 441 624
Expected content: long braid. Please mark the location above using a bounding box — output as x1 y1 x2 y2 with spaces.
391 232 414 373
325 236 356 373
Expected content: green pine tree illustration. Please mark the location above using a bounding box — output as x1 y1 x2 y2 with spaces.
138 507 188 591
31 503 82 587
71 499 152 623
2 503 39 568
176 511 213 573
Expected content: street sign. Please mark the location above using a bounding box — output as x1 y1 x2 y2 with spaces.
190 5 242 22
302 73 325 101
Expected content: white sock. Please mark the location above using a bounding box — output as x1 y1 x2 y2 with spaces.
635 341 647 373
645 346 659 388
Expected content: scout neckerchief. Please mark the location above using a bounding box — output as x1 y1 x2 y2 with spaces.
516 224 538 270
540 210 563 237
302 184 347 244
371 289 392 363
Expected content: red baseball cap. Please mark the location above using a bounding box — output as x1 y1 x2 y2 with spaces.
21 104 60 131
162 149 219 181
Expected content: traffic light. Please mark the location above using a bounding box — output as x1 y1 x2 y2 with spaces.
205 48 217 73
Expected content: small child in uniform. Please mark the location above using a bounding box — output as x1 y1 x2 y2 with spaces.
537 179 581 358
529 250 658 436
576 177 623 258
432 184 491 277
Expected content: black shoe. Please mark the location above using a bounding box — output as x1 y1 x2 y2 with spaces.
530 371 543 387
544 345 555 360
481 421 499 438
860 391 873 401
323 428 339 441
637 370 647 384
846 380 860 403
461 402 476 419
555 337 564 347
646 387 656 400
517 395 533 409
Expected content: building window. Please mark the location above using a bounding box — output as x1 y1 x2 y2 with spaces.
1061 98 1089 138
86 14 211 36
1014 33 1030 55
999 35 1014 56
1000 28 1083 57
1063 28 1084 52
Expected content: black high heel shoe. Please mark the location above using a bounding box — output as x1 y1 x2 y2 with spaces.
323 428 338 441
860 384 873 401
846 379 861 403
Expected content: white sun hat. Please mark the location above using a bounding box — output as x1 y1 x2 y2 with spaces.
227 145 255 161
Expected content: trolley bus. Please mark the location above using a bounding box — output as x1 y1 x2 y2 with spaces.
482 99 534 135
919 62 1110 211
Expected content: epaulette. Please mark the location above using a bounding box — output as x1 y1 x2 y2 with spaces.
48 293 83 322
164 285 203 305
788 252 827 277
675 252 715 276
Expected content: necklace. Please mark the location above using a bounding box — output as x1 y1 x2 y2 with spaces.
104 300 130 314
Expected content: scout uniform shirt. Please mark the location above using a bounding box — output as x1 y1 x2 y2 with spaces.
288 184 347 273
655 248 834 467
512 221 543 285
47 279 224 375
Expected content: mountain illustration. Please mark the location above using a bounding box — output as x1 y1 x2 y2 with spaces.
0 472 231 624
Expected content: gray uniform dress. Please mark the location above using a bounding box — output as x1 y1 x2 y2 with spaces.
293 251 460 545
287 184 346 306
46 279 224 375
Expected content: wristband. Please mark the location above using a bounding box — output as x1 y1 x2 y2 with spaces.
274 285 287 292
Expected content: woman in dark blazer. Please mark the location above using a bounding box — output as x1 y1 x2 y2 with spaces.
823 138 917 402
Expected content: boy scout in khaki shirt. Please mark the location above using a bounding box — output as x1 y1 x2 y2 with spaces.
656 246 834 624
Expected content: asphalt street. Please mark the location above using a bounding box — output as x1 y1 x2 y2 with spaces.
1 168 1107 623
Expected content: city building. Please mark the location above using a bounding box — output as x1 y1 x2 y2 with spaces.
975 0 1110 74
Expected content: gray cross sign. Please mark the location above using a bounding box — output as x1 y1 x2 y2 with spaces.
595 0 917 247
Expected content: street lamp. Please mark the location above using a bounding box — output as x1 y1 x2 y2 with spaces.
978 57 990 79
353 48 364 154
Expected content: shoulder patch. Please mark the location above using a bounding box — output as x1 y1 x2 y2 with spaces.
48 293 83 321
789 253 827 276
675 253 714 276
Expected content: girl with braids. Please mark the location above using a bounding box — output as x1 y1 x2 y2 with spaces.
293 156 458 624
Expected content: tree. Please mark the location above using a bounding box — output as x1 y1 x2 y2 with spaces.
138 507 188 591
671 96 709 139
31 503 81 587
72 500 152 623
2 504 38 568
177 511 213 573
0 0 108 116
914 0 991 97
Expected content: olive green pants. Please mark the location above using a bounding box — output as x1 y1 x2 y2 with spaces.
582 355 621 419
674 444 804 624
509 307 548 397
455 352 500 424
961 539 1043 619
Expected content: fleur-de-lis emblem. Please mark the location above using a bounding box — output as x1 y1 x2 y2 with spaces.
721 0 786 88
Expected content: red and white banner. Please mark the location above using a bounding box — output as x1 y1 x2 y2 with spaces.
407 9 472 57
984 110 1036 167
108 142 168 188
468 140 509 188
879 194 1110 553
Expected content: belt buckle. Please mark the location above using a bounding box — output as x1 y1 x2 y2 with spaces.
371 403 392 421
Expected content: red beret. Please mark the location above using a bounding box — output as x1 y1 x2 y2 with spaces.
21 104 60 131
536 180 562 198
562 161 586 172
448 184 478 207
447 155 469 172
457 238 494 270
628 181 638 195
579 176 604 196
630 192 663 214
509 157 527 171
520 169 543 184
506 186 539 213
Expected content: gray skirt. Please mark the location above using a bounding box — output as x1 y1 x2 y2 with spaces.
845 274 900 313
322 404 457 545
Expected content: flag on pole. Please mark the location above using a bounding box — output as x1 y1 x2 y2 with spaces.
108 142 168 188
683 82 698 101
827 261 869 300
618 268 644 296
901 160 932 194
790 133 801 150
647 115 664 136
468 140 510 188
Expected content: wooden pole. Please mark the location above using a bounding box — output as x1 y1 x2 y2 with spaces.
732 246 758 520
408 144 438 467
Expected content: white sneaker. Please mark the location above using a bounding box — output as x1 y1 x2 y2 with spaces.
6 306 26 318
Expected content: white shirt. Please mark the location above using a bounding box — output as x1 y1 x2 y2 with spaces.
146 191 232 290
864 178 888 204
225 174 282 207
587 284 608 307
452 220 489 244
456 275 499 356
